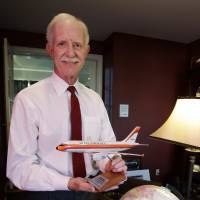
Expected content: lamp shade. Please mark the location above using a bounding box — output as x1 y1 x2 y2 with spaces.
150 98 200 148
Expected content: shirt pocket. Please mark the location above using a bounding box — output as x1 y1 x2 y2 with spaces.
82 116 101 141
38 119 66 150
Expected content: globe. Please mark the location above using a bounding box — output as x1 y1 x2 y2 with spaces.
120 185 179 200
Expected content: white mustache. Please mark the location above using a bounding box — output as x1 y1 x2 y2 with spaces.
60 56 79 63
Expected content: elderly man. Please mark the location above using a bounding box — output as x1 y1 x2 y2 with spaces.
7 13 127 200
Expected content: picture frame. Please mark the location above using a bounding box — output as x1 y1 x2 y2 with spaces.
127 169 151 181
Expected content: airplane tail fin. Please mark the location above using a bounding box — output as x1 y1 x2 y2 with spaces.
123 126 141 144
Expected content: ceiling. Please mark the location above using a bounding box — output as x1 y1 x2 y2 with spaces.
1 0 200 44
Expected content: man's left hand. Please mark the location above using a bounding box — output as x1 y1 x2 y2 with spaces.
104 156 127 174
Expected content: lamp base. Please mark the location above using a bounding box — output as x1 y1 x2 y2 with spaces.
185 148 200 200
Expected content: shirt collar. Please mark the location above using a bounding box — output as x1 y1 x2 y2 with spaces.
50 72 80 96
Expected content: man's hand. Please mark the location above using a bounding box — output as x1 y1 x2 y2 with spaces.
68 177 96 192
105 156 127 174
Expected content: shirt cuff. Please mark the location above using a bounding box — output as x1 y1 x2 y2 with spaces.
52 173 71 190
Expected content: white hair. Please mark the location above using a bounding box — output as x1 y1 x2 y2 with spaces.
46 13 89 46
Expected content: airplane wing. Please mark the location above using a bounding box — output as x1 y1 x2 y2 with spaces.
92 152 144 161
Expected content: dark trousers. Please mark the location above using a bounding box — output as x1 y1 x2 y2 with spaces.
6 178 157 200
7 190 99 200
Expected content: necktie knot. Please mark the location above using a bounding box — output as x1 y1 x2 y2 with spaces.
68 86 76 94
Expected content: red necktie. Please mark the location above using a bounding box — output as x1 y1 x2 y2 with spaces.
68 86 86 177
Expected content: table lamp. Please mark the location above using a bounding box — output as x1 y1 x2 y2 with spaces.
150 97 200 199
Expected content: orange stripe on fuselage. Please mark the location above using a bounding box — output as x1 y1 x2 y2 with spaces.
57 144 134 151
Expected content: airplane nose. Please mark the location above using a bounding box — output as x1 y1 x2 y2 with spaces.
56 144 65 151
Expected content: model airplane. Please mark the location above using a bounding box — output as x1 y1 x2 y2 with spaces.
56 126 147 155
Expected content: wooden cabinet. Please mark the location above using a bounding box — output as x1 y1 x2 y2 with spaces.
189 57 200 96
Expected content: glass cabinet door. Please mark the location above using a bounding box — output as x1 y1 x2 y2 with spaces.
12 46 103 97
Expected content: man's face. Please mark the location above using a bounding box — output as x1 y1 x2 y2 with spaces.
46 20 89 83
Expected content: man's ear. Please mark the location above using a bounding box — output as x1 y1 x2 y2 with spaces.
46 43 53 58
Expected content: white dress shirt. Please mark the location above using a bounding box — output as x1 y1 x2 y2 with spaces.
7 72 116 191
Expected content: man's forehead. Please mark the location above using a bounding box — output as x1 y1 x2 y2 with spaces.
52 20 85 42
54 20 83 33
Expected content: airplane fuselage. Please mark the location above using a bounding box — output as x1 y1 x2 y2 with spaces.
56 142 140 153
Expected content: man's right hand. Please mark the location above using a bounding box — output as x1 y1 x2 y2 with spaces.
68 177 96 192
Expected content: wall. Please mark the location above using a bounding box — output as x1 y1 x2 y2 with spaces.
104 33 189 183
188 39 200 57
